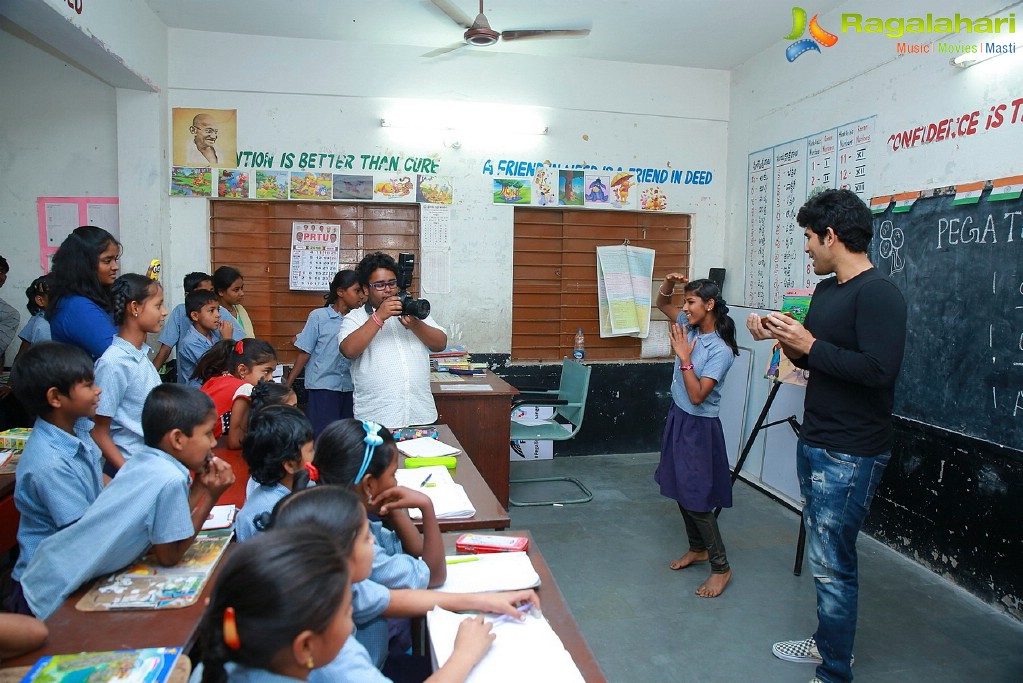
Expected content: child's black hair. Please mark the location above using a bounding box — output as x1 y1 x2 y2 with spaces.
270 485 365 556
46 225 120 318
249 380 296 418
11 342 95 417
212 265 243 295
243 405 313 487
24 275 50 315
142 384 216 447
682 279 740 356
313 419 397 485
186 289 220 318
355 252 398 287
183 271 212 293
109 274 162 326
198 528 349 683
324 269 360 306
192 338 277 384
0 255 8 274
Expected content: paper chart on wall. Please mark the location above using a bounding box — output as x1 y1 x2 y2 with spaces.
744 116 875 309
289 222 340 291
421 203 451 247
596 244 655 338
422 249 450 293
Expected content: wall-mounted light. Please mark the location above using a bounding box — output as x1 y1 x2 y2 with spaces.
950 46 1012 68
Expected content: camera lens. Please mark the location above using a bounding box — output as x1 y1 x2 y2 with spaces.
403 297 430 320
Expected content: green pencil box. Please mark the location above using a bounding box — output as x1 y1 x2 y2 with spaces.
403 456 457 470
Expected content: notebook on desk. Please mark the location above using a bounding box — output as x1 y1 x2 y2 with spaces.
435 551 540 593
395 466 475 519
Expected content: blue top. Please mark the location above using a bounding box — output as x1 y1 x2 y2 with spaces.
18 311 51 344
312 637 390 683
351 578 392 669
159 303 244 350
226 664 305 683
669 316 735 418
21 445 195 619
293 306 353 392
177 325 222 387
94 336 162 461
13 417 103 581
49 295 116 360
235 480 290 542
369 520 430 589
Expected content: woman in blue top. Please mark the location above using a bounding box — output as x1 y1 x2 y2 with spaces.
654 276 739 598
46 226 120 360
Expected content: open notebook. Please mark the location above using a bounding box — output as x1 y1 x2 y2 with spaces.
428 606 584 683
435 551 540 593
396 436 461 458
395 466 475 519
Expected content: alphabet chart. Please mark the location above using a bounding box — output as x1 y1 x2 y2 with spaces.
744 116 875 309
289 221 340 290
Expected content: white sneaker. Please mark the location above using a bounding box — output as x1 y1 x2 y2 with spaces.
772 636 855 665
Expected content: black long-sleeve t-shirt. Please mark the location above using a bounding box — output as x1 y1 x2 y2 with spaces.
790 267 907 455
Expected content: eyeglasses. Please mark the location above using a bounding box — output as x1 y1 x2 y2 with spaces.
368 279 398 291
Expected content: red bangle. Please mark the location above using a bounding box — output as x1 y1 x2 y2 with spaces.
681 363 695 371
370 312 384 329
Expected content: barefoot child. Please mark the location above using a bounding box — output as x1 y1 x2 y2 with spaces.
92 274 168 474
654 276 739 598
20 384 235 619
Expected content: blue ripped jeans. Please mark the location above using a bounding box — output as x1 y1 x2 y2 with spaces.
797 439 891 683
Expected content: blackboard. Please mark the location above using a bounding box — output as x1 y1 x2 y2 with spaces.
869 191 1023 448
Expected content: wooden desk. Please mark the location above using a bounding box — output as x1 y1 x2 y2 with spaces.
433 371 518 507
0 470 18 556
441 530 605 683
0 549 230 669
409 426 509 532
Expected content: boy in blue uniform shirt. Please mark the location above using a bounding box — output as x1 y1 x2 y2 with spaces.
20 384 235 619
151 272 243 375
177 289 224 387
8 342 104 614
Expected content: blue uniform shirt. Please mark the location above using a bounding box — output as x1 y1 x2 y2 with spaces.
50 295 116 360
235 480 290 542
18 311 50 344
94 336 162 461
669 316 735 418
351 577 392 670
226 664 305 683
13 417 103 581
368 520 430 589
293 307 353 391
159 303 244 350
177 325 222 387
312 635 390 683
21 445 195 619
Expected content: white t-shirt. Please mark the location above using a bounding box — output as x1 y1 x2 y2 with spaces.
338 306 445 428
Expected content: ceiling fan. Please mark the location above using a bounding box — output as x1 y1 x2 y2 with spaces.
424 0 591 58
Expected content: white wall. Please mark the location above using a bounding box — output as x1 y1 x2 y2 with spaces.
167 29 731 353
0 29 118 363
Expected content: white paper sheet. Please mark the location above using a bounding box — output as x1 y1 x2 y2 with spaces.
395 436 461 457
435 552 540 593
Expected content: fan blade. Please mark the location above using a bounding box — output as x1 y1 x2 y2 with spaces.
428 0 473 29
500 28 591 42
422 41 468 58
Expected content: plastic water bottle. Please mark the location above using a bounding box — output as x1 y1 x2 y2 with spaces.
573 328 585 361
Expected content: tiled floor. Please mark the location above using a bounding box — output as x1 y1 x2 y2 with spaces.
509 453 1023 683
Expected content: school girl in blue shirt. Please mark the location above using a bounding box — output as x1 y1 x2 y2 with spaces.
654 277 739 599
92 274 168 474
46 226 120 360
286 270 366 436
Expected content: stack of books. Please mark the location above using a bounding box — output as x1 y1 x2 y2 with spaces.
430 346 469 372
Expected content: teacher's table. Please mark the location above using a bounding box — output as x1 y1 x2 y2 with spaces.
441 530 606 683
0 548 230 669
433 371 518 507
411 425 509 532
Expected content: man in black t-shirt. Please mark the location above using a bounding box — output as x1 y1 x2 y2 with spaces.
748 189 907 683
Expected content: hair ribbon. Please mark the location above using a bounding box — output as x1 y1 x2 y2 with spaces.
234 340 245 355
354 420 384 484
223 606 241 650
304 462 320 483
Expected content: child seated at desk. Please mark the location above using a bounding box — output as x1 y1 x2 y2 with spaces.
197 528 352 683
8 342 104 615
196 338 278 450
270 486 536 681
235 405 314 542
19 384 235 619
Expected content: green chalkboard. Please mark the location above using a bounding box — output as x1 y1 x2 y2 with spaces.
870 190 1023 448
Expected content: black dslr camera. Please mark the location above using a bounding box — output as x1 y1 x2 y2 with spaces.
395 252 430 320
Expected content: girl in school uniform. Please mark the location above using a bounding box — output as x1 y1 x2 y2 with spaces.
0 276 50 405
197 529 353 683
654 276 740 598
286 270 366 436
194 338 278 451
92 274 168 474
213 266 254 339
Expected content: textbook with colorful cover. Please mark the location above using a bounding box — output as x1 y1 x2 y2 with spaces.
21 647 181 682
75 528 233 612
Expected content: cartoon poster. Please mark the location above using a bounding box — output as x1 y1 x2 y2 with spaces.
373 175 416 202
610 171 636 209
533 166 557 206
559 170 584 206
417 175 453 204
584 174 611 204
171 108 237 168
333 174 373 200
170 167 212 197
493 179 530 204
290 172 332 200
216 169 249 198
290 222 341 291
639 185 668 211
255 170 289 199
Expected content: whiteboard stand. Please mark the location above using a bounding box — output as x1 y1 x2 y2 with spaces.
716 380 808 576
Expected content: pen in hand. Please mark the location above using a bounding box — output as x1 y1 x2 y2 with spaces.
492 602 533 625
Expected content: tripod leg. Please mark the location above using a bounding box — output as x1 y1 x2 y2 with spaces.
715 381 783 517
793 512 807 576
